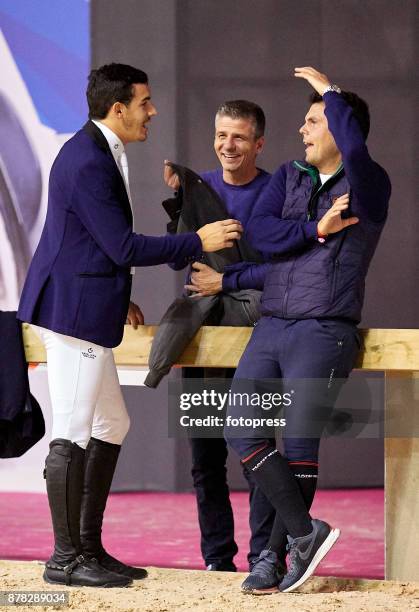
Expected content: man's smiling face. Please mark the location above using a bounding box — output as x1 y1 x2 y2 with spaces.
214 115 264 183
118 83 157 144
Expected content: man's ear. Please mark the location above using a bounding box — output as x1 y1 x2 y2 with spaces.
255 136 265 155
111 101 124 117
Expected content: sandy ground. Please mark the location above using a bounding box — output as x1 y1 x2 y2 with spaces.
1 561 419 612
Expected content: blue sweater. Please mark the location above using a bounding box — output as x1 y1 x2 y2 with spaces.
201 168 271 229
171 169 271 282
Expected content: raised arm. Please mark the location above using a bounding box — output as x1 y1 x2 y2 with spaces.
323 93 390 222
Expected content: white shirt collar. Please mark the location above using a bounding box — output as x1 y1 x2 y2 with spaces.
319 172 333 185
91 119 125 164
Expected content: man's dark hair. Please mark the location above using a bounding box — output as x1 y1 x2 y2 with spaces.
216 100 266 139
87 63 148 119
310 91 370 139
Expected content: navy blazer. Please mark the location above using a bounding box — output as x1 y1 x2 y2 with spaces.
17 121 202 347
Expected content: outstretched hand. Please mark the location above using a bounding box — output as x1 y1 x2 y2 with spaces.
317 193 359 237
294 67 331 96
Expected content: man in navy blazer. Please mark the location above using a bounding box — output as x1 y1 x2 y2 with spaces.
17 63 241 588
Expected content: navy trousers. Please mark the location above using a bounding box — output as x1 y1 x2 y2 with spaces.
225 317 360 461
190 436 275 567
186 367 275 568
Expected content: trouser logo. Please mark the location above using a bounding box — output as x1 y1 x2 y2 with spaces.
251 448 279 471
82 347 96 359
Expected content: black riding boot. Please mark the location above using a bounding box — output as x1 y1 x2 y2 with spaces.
80 437 147 580
43 439 131 587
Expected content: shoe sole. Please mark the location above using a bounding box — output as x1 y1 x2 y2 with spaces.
242 585 279 595
280 527 340 593
43 573 131 588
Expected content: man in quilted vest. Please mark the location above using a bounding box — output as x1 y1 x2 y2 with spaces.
224 67 391 594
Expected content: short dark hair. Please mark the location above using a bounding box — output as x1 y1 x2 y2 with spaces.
215 100 266 139
87 63 148 119
309 90 370 139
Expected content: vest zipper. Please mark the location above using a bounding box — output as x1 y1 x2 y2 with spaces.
331 259 340 302
283 259 297 316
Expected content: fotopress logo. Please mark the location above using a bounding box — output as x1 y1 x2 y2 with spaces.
179 389 293 412
224 414 287 429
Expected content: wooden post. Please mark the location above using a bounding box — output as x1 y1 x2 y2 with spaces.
384 371 419 580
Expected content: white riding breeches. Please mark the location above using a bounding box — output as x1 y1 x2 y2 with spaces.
35 327 130 449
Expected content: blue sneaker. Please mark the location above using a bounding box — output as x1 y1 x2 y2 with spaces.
241 549 286 594
279 519 340 593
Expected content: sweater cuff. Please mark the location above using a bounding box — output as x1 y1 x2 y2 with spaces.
222 272 238 292
179 232 203 265
303 221 319 241
322 90 341 104
188 231 204 257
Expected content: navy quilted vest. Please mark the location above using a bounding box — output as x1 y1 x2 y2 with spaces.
260 161 385 323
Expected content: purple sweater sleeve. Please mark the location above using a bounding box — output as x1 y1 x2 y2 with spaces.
323 91 391 223
245 165 318 254
222 262 271 292
168 258 189 271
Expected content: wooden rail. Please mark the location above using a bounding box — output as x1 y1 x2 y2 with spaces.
22 324 419 371
22 323 419 581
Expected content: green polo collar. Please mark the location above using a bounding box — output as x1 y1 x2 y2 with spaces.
293 160 344 186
